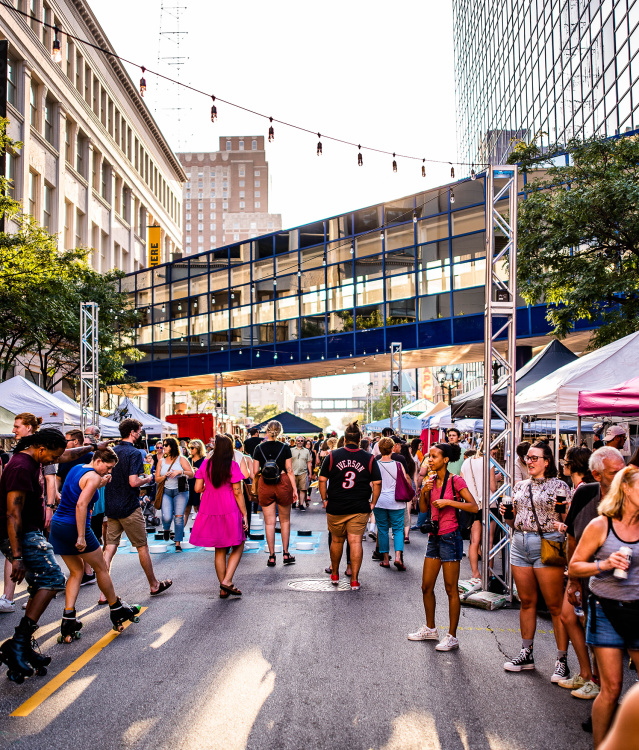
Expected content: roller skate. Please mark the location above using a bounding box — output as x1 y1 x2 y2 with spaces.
109 598 141 632
0 619 37 683
24 620 51 676
58 608 83 644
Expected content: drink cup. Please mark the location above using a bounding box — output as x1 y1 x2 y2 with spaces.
613 546 632 580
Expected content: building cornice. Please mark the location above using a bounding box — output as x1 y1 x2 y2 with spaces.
69 0 187 184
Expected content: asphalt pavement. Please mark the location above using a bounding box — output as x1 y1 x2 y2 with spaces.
0 496 630 750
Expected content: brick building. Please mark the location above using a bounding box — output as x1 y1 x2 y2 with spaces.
178 136 282 254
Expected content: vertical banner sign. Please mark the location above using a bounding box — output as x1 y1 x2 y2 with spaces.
148 226 161 267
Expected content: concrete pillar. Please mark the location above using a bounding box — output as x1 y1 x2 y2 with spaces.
56 107 67 245
147 387 165 419
516 345 534 371
19 63 32 216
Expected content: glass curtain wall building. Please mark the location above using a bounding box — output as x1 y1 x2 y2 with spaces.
121 175 586 387
454 0 639 165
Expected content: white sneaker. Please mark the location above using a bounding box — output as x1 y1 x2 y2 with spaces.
571 680 600 700
0 594 15 613
435 634 460 651
407 625 439 641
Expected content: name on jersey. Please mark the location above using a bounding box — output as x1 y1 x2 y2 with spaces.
335 459 366 473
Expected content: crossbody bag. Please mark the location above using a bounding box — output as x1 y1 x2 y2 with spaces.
527 481 567 567
154 457 178 509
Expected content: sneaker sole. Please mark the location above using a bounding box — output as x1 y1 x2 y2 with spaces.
407 634 439 641
551 673 570 683
571 690 599 700
435 645 459 651
504 664 535 672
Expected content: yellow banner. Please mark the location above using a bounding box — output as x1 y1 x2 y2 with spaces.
148 225 161 267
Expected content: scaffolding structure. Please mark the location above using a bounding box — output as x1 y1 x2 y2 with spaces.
80 302 99 432
213 373 224 432
481 165 518 598
389 342 403 435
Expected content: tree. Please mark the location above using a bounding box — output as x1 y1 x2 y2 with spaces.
310 414 330 431
240 403 280 424
370 387 410 421
0 117 142 390
189 390 214 413
507 134 639 348
340 413 364 430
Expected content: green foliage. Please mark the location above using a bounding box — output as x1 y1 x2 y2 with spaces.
189 390 214 413
310 414 330 431
0 117 142 390
240 402 280 424
370 386 410 421
507 133 639 348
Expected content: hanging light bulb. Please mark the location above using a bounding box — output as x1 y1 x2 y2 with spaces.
450 189 455 205
350 243 354 255
51 27 62 64
422 159 426 178
357 145 363 167
273 278 277 286
211 95 217 122
353 364 356 369
290 355 293 360
471 167 476 180
306 355 310 360
321 355 324 360
274 353 278 360
193 301 198 308
231 292 235 299
450 165 455 179
380 230 384 240
317 133 322 156
146 307 151 314
336 353 339 359
139 66 147 97
392 153 397 173
180 335 184 342
177 303 182 311
161 305 165 313
211 296 216 304
268 117 275 142
256 351 260 358
200 339 205 347
343 368 346 373
239 349 243 354
413 212 417 224
297 269 301 278
322 255 327 267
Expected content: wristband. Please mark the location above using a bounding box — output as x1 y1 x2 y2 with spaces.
46 503 56 509
596 559 601 572
12 556 23 561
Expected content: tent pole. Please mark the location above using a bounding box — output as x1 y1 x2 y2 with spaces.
555 413 561 466
577 416 582 445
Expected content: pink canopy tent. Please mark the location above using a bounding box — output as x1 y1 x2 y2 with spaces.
578 377 639 417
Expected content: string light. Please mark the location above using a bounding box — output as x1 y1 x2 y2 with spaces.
297 268 301 278
422 160 426 178
51 27 62 63
357 145 363 167
268 117 275 142
450 189 455 205
161 305 165 313
256 351 260 358
450 166 455 179
211 95 217 122
317 133 322 155
307 355 310 360
471 167 476 180
413 212 417 224
3 2 486 175
392 153 398 173
177 303 182 311
350 243 354 255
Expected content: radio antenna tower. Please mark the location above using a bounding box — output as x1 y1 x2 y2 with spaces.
157 2 190 149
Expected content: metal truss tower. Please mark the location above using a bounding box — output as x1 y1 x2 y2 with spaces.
80 302 99 431
389 342 403 435
157 3 189 149
481 165 518 598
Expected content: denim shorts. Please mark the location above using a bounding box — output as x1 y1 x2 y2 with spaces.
426 529 463 562
510 530 564 569
0 531 66 596
586 599 639 650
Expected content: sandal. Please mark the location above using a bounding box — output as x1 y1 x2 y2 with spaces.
219 589 230 599
97 598 108 606
394 560 407 571
150 579 173 596
379 561 391 568
283 552 296 565
220 583 242 596
267 554 276 567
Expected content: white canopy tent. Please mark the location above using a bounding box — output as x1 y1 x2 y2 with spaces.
0 376 122 437
516 331 639 417
109 397 176 436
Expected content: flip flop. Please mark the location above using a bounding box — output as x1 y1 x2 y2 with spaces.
219 589 230 599
150 579 173 596
97 599 108 606
379 561 391 568
220 583 242 596
394 560 407 571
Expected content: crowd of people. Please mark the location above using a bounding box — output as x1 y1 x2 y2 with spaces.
0 412 637 748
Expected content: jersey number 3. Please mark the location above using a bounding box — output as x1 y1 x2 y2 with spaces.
342 471 356 489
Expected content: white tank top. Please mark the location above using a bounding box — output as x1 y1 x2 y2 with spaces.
160 456 184 489
377 460 404 510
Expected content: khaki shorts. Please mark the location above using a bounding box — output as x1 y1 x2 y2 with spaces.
106 507 148 548
294 473 308 492
327 512 370 539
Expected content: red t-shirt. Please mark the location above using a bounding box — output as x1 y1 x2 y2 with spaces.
430 473 468 535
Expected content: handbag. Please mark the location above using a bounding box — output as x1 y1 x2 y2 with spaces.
379 461 413 502
154 457 178 509
527 482 567 567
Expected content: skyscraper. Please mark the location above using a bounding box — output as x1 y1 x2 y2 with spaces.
178 137 282 254
453 0 639 166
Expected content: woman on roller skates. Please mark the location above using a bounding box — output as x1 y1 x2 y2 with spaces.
49 448 141 642
0 429 68 683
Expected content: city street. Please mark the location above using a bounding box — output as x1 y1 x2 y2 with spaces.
0 500 613 750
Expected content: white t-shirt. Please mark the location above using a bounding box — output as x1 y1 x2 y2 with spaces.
376 460 405 510
461 456 484 508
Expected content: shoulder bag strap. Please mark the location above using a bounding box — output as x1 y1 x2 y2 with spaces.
527 481 544 538
329 451 333 471
369 455 374 472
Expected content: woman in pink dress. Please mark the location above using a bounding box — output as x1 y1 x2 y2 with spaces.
191 435 249 598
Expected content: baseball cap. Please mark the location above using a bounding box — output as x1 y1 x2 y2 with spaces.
603 425 626 442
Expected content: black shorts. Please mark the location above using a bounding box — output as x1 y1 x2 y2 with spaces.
49 521 100 556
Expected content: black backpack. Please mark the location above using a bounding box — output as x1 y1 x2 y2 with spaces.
257 443 285 485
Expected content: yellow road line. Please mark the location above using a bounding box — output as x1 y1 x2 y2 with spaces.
10 606 148 717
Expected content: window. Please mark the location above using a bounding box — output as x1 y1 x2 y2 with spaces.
239 180 245 187
255 191 261 197
75 208 84 247
223 201 228 209
76 132 85 176
29 82 37 127
254 180 260 187
66 40 73 78
239 201 245 209
65 120 72 163
30 0 37 31
252 139 257 150
186 212 191 220
7 58 17 107
43 183 53 231
76 53 82 91
234 233 240 240
6 151 16 198
255 170 261 176
84 64 91 103
239 166 245 176
44 98 54 144
255 201 261 208
198 223 203 231
239 191 245 198
210 223 215 230
101 161 109 200
28 171 38 218
226 140 231 151
239 140 244 150
198 236 204 244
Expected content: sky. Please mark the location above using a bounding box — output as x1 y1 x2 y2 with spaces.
89 0 457 426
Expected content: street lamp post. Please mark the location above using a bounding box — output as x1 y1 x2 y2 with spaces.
436 367 463 405
367 381 373 424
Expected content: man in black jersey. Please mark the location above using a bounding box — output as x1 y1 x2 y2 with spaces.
319 422 381 591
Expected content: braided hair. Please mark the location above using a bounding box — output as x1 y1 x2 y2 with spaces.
13 428 67 455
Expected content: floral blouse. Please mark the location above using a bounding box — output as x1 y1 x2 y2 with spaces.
513 477 570 533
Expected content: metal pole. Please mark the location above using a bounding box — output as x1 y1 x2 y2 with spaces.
390 342 402 435
0 40 8 235
80 302 99 431
245 384 249 424
482 165 518 599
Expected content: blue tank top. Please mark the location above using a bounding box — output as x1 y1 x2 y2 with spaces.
54 464 98 528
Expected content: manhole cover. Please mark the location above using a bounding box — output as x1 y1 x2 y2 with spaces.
288 579 351 592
